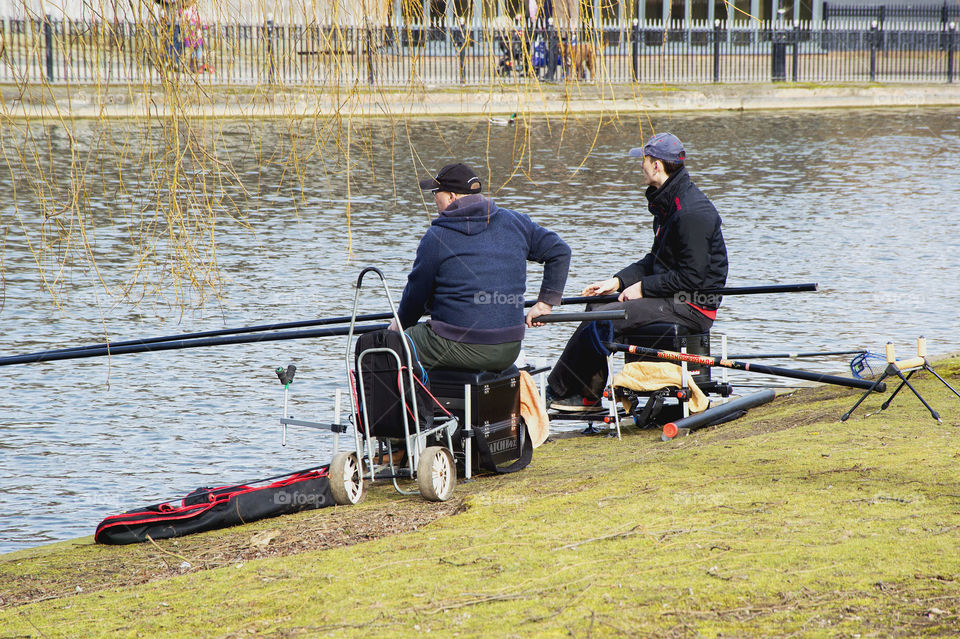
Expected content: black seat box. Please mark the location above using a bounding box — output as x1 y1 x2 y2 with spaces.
429 367 523 471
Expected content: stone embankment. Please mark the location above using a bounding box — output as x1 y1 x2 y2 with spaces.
3 82 959 119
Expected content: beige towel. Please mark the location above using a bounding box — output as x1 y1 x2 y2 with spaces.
612 361 709 414
519 370 550 448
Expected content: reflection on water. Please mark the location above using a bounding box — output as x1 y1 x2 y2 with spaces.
1 109 959 553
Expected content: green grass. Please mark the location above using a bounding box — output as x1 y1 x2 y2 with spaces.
3 358 960 637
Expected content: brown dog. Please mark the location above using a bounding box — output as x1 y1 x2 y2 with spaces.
563 42 597 80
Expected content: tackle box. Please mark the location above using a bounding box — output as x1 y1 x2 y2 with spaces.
428 366 524 471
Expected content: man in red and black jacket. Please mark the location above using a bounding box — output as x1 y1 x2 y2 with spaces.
547 132 728 411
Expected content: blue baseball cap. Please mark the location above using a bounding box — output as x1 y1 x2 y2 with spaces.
628 132 686 163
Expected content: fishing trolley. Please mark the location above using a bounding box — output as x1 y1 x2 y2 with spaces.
327 267 461 504
275 267 543 506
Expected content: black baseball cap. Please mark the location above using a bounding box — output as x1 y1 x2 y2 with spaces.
418 163 482 194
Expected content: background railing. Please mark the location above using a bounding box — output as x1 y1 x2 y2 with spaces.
823 2 960 25
1 16 958 86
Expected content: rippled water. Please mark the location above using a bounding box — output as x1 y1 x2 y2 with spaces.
2 109 959 554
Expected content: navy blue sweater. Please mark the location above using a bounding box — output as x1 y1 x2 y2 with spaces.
396 194 571 344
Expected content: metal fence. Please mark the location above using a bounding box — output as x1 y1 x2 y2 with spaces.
823 2 960 25
1 16 957 86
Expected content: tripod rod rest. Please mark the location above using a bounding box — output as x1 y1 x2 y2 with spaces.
893 356 926 372
884 337 929 371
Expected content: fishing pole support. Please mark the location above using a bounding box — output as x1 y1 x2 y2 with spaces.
275 367 348 452
276 364 297 386
841 337 960 423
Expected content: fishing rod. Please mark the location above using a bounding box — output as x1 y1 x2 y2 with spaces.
537 310 626 323
38 282 817 357
562 282 818 306
724 349 866 360
0 324 388 367
604 342 885 392
0 310 624 368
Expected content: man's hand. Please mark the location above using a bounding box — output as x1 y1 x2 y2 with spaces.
526 301 553 328
387 319 400 332
581 277 620 297
618 281 642 302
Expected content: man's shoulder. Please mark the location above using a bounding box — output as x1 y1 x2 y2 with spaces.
420 223 442 238
488 206 536 230
679 181 719 215
417 224 447 249
491 205 522 218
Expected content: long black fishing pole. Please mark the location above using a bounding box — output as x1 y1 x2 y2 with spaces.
604 342 885 392
0 324 387 367
724 349 866 360
0 310 625 368
563 282 818 307
47 313 396 356
37 282 817 357
537 310 626 323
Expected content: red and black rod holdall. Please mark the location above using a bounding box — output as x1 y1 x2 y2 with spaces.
95 466 333 545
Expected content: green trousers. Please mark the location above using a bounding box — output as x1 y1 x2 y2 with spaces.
406 323 520 373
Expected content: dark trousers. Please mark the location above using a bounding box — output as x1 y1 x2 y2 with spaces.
547 298 714 399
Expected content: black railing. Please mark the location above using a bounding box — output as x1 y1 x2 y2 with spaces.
0 16 958 86
824 2 960 24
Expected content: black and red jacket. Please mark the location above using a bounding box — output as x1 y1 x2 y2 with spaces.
615 167 728 314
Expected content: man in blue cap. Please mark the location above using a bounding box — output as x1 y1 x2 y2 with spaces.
547 132 728 411
390 162 571 372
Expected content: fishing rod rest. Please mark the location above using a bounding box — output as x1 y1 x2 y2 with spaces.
841 336 960 423
276 364 297 386
277 374 347 454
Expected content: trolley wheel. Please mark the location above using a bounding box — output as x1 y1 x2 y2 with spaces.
417 446 456 502
329 451 365 505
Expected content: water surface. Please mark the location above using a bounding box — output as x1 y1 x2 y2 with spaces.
1 108 959 553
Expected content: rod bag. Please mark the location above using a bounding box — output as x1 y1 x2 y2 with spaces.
94 467 333 545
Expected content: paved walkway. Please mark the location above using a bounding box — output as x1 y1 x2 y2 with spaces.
3 82 959 119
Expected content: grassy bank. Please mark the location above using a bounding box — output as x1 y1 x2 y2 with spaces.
3 358 960 637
